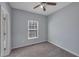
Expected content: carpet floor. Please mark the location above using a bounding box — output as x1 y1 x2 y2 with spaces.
7 42 76 57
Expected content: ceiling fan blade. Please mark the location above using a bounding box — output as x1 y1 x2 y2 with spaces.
33 4 40 9
43 7 46 11
46 2 56 5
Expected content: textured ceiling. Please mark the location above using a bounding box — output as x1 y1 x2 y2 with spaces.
9 2 71 16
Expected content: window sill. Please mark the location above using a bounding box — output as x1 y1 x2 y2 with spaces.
28 37 38 40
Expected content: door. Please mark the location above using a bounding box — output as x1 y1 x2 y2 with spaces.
1 6 11 56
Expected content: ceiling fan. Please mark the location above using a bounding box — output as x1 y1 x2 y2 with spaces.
33 2 56 11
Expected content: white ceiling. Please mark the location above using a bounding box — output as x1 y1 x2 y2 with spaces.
9 2 71 16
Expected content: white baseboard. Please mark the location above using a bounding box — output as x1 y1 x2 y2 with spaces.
48 40 79 57
12 40 47 49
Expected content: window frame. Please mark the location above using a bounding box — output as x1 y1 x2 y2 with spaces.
28 20 39 39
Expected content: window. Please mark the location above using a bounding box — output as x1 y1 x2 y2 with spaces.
28 20 39 39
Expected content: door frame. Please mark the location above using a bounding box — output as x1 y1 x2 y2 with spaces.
1 6 11 56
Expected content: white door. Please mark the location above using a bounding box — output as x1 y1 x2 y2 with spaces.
1 6 11 56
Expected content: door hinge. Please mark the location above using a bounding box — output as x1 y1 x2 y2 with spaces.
4 33 6 35
3 17 6 20
4 48 6 50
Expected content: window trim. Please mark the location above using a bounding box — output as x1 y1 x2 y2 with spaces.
28 20 39 39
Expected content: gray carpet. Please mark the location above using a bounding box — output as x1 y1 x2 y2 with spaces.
7 42 76 57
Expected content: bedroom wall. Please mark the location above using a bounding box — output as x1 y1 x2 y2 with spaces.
11 8 47 49
48 2 79 56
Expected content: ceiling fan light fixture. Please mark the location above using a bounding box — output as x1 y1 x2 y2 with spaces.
33 2 56 11
40 5 43 8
